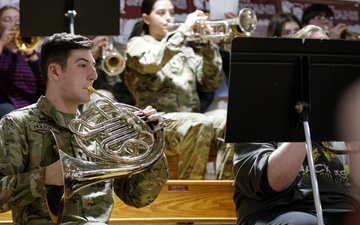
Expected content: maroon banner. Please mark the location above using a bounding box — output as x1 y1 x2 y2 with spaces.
118 0 360 45
121 0 206 19
238 0 360 36
279 0 360 26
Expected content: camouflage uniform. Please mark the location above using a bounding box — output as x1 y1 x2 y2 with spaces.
126 25 233 180
0 96 168 224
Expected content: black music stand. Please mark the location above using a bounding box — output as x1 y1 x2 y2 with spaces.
225 37 360 225
20 0 119 36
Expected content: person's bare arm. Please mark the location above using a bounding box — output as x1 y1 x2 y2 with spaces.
267 142 307 192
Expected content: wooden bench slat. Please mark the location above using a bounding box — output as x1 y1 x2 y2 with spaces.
0 180 236 224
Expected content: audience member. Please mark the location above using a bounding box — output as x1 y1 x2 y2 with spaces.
0 32 168 224
301 3 356 40
0 5 46 118
267 12 301 37
126 0 234 180
232 25 360 225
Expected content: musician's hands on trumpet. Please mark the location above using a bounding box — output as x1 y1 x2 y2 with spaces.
0 26 17 50
91 35 110 61
323 23 358 40
182 10 213 35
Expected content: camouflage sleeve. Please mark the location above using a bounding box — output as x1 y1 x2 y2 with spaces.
191 42 223 92
113 153 168 208
126 25 192 74
0 116 47 212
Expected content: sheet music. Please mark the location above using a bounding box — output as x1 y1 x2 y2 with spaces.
209 0 238 20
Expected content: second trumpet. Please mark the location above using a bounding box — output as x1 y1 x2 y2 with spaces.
101 37 126 76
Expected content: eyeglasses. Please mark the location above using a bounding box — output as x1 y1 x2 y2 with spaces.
312 15 334 21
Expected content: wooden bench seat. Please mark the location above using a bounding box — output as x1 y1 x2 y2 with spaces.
0 180 236 225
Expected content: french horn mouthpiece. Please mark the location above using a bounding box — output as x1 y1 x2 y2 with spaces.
87 86 113 100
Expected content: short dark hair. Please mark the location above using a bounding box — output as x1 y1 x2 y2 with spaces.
267 12 301 37
301 3 334 26
40 33 95 81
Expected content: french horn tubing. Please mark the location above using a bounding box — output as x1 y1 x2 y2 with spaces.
46 86 170 224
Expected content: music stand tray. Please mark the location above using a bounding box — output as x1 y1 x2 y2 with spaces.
226 36 360 225
225 37 360 143
20 0 120 36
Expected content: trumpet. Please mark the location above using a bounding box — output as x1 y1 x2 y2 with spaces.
15 31 39 52
323 26 360 40
342 29 360 39
45 86 170 224
167 8 257 42
101 37 126 76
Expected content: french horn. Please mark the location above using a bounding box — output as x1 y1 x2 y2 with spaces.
46 86 170 224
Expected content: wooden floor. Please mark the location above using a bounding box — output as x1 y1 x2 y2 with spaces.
0 180 236 225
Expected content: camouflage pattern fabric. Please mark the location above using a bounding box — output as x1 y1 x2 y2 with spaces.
162 112 234 180
0 96 168 224
125 25 222 113
125 27 233 180
161 112 213 179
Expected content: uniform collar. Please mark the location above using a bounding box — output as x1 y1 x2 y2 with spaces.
37 96 79 128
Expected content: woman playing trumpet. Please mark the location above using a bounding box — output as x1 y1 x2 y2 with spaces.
125 0 234 180
0 5 45 118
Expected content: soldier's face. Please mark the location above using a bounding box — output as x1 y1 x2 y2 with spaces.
144 0 175 40
58 49 98 105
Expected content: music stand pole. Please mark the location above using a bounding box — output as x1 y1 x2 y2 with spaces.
295 55 324 225
298 104 324 225
65 10 77 34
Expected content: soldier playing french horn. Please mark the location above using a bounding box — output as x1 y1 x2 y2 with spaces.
0 32 168 225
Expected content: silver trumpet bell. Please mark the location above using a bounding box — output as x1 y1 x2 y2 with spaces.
46 86 167 224
167 8 257 42
101 37 126 76
101 51 126 76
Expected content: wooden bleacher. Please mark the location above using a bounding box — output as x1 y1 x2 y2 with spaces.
0 180 236 225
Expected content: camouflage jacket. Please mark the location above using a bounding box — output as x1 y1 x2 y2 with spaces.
125 25 223 113
0 96 168 225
